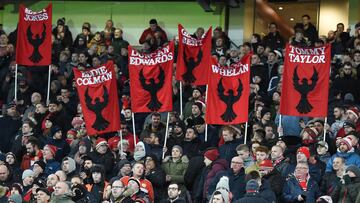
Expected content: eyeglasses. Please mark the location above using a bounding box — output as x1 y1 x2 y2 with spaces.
168 187 178 190
231 161 244 165
112 186 124 189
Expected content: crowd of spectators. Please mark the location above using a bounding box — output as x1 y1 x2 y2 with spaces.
0 12 360 203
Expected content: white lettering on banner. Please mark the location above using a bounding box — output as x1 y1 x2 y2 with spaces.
24 8 49 21
76 66 112 86
288 45 326 64
129 45 173 65
180 28 205 46
211 64 249 76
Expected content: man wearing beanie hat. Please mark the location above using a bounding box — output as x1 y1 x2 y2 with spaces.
196 148 228 201
260 107 272 126
234 179 267 203
333 165 360 203
43 145 60 175
22 169 35 193
326 137 360 172
162 145 188 192
209 177 231 203
208 156 246 201
48 125 71 162
336 107 360 138
183 87 204 119
8 193 22 203
88 137 114 179
61 157 76 180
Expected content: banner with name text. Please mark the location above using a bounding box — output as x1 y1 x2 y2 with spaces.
206 54 252 124
280 44 331 117
16 4 52 66
73 61 120 135
129 42 174 113
176 24 212 85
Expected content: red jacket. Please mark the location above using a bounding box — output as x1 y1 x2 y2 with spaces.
139 26 168 44
21 150 43 170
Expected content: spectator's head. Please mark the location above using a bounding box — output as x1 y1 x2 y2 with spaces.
35 187 50 203
268 22 278 33
276 139 287 150
259 160 273 177
267 51 277 64
132 162 145 178
33 160 46 175
336 23 345 32
343 120 356 134
271 145 284 161
92 56 101 67
111 180 125 199
221 126 236 142
246 179 259 194
46 174 59 188
230 156 244 174
114 28 123 39
264 124 275 140
297 146 310 162
346 107 359 123
91 165 104 184
51 126 63 140
61 157 76 174
95 138 108 154
70 175 83 187
337 137 353 153
128 177 141 193
78 52 88 64
195 27 205 38
191 102 203 117
250 141 261 154
295 162 309 179
145 154 158 172
301 127 319 145
151 112 161 128
346 131 359 147
55 170 67 182
82 156 93 170
167 183 181 200
118 159 131 177
172 145 183 159
333 105 345 119
302 14 311 26
54 181 71 196
7 194 22 203
252 129 265 143
5 152 16 165
22 120 33 135
236 144 250 160
35 102 47 114
193 116 206 134
10 183 23 195
31 92 42 105
332 157 345 172
346 165 360 178
255 146 269 162
313 119 324 134
22 169 34 186
316 141 329 156
48 100 59 113
149 19 158 31
185 127 198 141
43 145 57 160
134 141 146 161
204 148 219 166
353 50 360 63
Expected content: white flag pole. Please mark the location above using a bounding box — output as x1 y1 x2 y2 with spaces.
14 64 18 101
132 113 137 148
205 85 209 142
323 117 328 142
179 81 183 119
46 65 51 105
244 122 248 144
162 112 170 159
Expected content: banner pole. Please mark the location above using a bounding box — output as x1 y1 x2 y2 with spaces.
132 113 137 148
119 130 123 157
244 122 248 144
179 81 183 119
162 112 170 159
14 64 18 101
46 65 51 105
205 84 209 142
323 117 328 142
278 114 282 137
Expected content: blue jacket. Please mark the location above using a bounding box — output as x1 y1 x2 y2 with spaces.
44 159 60 175
282 174 320 203
325 150 360 172
207 168 246 201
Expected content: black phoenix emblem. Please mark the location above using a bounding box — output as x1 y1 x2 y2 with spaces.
85 86 110 131
182 49 203 83
218 78 243 122
139 66 165 111
293 66 318 114
26 24 46 63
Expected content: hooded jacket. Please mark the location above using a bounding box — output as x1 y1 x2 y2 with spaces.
282 174 321 203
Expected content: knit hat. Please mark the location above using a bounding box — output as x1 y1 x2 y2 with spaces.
246 179 259 193
259 160 273 168
117 159 131 170
193 86 203 95
304 127 319 140
67 130 77 138
11 183 23 194
57 18 65 26
62 157 76 173
338 137 353 150
172 145 183 155
108 136 120 151
260 107 271 118
346 165 360 177
343 120 356 129
317 141 329 150
8 194 22 203
216 176 230 191
90 165 105 174
33 178 46 188
95 138 108 150
22 169 35 180
34 160 46 171
193 102 203 113
5 152 16 160
46 144 58 157
297 146 310 159
71 117 84 127
346 107 359 119
204 148 219 161
51 126 62 137
36 187 51 196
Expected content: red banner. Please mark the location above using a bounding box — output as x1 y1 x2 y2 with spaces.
176 24 212 85
280 44 331 117
206 54 252 124
129 42 174 113
73 61 120 135
16 4 52 66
